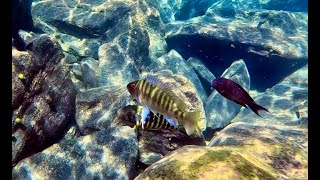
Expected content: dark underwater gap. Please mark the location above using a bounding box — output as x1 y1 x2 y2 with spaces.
203 127 224 141
166 34 307 92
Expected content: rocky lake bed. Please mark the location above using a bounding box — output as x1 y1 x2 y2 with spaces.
12 0 307 179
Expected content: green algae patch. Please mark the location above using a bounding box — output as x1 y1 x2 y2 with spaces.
188 150 231 172
232 155 276 180
136 159 186 180
135 143 307 180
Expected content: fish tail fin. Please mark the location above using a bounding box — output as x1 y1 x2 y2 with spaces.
182 111 201 136
247 101 269 117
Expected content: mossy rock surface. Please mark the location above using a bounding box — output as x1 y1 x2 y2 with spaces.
135 142 307 180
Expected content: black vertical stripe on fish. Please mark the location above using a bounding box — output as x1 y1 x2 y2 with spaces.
159 115 165 128
145 120 150 129
154 114 160 128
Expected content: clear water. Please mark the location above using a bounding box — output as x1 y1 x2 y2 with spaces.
12 0 308 179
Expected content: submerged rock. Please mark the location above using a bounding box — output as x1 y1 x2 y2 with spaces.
32 0 167 61
205 59 250 131
165 9 307 91
97 25 146 87
135 145 276 179
137 120 307 179
80 57 99 89
187 57 216 85
208 122 308 179
12 35 76 166
13 126 139 180
75 85 130 135
137 129 205 166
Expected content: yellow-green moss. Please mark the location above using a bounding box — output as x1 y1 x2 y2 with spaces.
233 155 276 180
188 150 231 171
138 160 185 180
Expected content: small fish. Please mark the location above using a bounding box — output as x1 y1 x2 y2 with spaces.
211 77 269 117
295 111 300 119
127 77 201 135
135 106 178 131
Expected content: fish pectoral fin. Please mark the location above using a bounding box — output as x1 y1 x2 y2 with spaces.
141 107 150 129
182 111 201 136
164 116 178 128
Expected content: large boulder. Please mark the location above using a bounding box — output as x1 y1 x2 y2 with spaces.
208 121 308 179
31 0 167 61
165 9 307 91
136 122 307 179
205 59 250 132
13 126 139 180
12 35 76 166
97 24 146 87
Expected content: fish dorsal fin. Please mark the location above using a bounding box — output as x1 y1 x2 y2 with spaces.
145 76 187 111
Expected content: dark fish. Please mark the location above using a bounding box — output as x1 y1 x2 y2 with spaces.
295 111 300 119
211 77 269 117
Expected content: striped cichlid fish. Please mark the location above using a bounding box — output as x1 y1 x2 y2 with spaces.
134 106 178 131
127 77 201 135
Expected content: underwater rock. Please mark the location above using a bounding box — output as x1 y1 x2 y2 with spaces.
80 57 99 89
12 34 76 166
57 33 101 59
135 144 299 179
187 57 216 95
209 0 308 13
165 9 308 91
75 85 130 135
97 24 148 87
187 57 216 85
62 52 78 64
233 65 308 126
32 0 167 62
137 120 308 179
208 122 308 179
32 0 132 37
205 59 250 131
137 129 206 166
13 126 139 180
147 50 208 102
71 63 82 79
147 0 307 23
